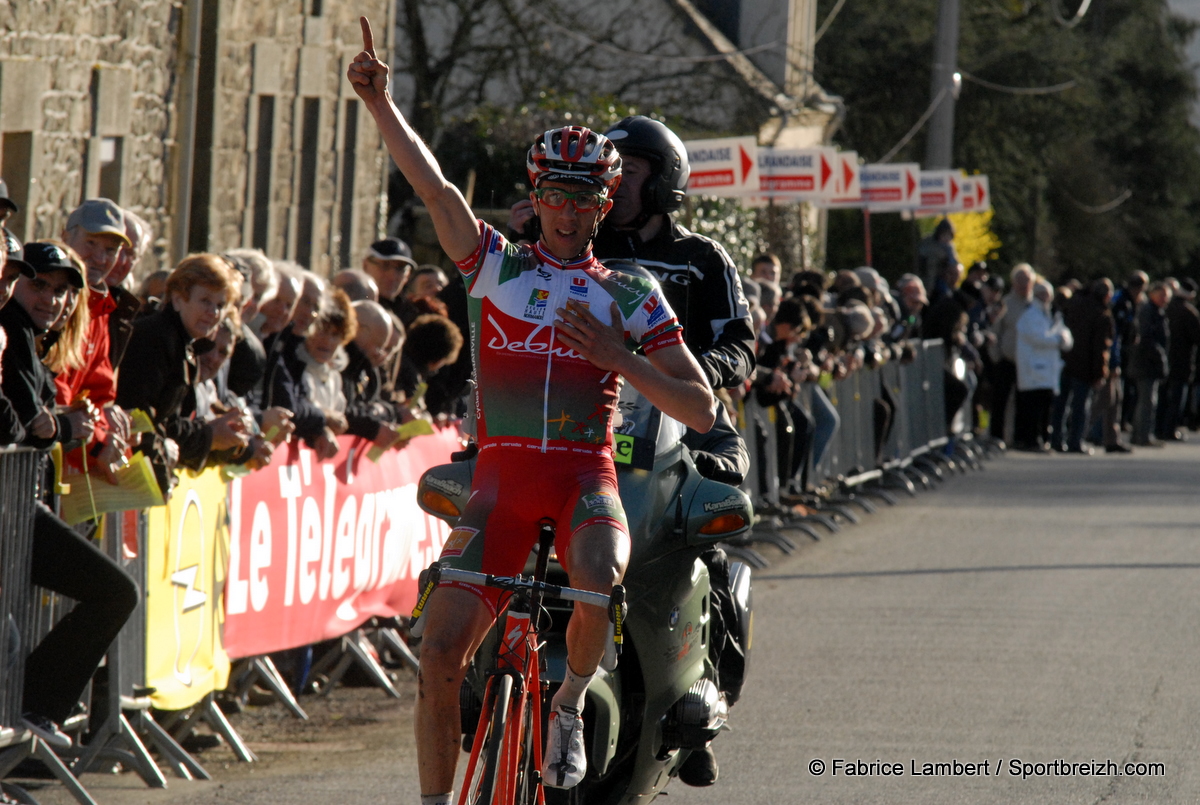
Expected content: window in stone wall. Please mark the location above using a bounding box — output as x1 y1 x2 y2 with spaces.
338 100 359 270
0 132 33 241
99 137 124 202
309 0 323 16
295 97 321 269
252 95 276 252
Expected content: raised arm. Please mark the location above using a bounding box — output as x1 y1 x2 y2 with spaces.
347 17 479 262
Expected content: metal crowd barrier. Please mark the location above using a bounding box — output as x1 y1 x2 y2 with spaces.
74 512 209 785
0 447 100 805
0 448 40 745
0 450 213 804
737 338 962 509
829 369 881 483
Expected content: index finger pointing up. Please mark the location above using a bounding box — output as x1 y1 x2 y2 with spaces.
360 16 376 57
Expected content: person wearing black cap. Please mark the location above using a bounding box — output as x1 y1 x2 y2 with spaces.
362 237 417 316
0 242 96 450
361 238 426 407
0 239 138 750
1158 277 1200 441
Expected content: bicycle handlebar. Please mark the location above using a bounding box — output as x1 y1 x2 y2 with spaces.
410 562 626 655
437 566 614 609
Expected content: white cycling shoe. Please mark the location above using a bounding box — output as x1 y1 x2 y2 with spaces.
542 705 586 789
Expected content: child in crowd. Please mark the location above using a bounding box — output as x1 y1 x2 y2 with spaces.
397 313 462 413
274 287 357 459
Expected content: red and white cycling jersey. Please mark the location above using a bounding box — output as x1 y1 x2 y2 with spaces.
454 222 683 457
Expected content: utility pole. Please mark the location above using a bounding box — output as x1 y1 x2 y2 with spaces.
924 0 960 170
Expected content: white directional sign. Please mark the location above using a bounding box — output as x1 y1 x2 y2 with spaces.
918 170 965 211
860 163 921 211
757 146 836 200
684 136 759 197
817 151 862 208
959 175 991 212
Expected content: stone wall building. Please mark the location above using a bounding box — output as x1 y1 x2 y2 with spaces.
0 0 393 276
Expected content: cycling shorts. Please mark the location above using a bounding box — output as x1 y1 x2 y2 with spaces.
437 447 628 615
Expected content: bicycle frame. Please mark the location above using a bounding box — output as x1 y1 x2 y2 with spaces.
460 590 542 805
410 520 625 805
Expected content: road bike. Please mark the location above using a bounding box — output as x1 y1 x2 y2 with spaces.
411 521 626 805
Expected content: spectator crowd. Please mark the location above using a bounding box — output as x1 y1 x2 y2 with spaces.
0 175 1194 766
734 216 1200 517
0 186 467 752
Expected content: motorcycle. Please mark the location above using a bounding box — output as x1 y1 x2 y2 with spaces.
416 382 755 804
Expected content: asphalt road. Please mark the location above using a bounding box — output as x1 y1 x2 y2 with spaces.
27 443 1200 804
673 443 1200 805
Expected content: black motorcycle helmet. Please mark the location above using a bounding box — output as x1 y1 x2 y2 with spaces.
604 116 690 216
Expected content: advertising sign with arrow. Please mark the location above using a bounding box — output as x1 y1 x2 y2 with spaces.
918 169 964 211
145 467 232 710
960 175 991 212
756 146 836 200
683 136 759 197
861 162 921 211
815 150 862 208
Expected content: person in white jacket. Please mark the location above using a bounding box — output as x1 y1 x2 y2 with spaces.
1014 279 1073 450
298 288 357 458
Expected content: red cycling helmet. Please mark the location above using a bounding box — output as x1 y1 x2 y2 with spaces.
526 126 623 194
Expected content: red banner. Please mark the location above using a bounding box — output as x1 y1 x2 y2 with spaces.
222 427 460 659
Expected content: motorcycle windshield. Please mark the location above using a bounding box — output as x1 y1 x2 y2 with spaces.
614 381 686 457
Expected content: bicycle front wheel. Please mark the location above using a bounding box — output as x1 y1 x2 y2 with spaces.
470 673 513 805
512 685 540 805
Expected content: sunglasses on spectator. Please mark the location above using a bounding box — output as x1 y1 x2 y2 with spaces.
534 188 606 212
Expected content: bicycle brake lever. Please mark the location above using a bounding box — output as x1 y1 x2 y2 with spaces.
410 562 443 625
609 585 627 656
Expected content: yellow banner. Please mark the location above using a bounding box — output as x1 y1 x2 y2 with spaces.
144 467 231 710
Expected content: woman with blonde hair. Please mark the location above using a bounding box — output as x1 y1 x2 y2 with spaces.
38 243 106 476
44 245 91 376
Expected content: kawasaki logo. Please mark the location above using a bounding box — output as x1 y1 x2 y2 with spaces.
703 494 742 513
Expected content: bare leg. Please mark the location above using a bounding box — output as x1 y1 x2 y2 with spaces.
415 587 494 796
562 524 630 676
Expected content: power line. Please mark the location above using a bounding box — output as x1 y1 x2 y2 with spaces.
1051 0 1094 29
813 0 849 45
878 87 947 163
1063 187 1131 214
961 71 1078 95
518 3 780 65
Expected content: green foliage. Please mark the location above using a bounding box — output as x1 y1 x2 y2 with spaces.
433 95 643 211
684 198 771 270
815 0 1200 281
